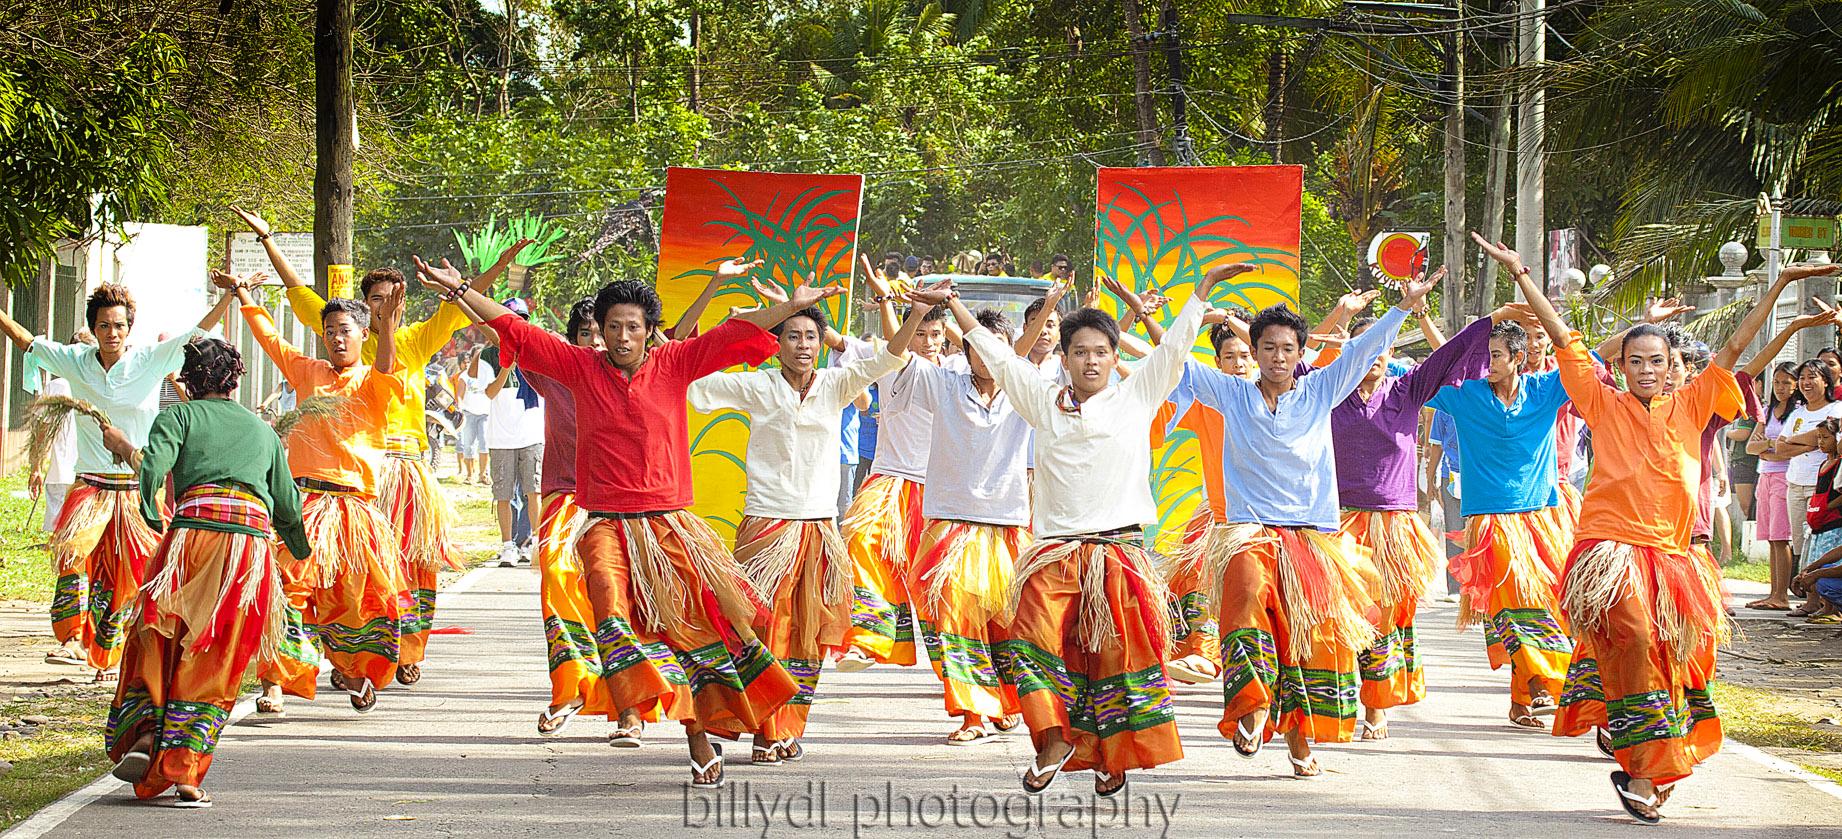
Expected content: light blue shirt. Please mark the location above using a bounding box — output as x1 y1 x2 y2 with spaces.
1424 370 1570 516
1179 306 1409 531
24 329 205 476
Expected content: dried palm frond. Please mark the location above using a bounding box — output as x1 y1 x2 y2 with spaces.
273 396 347 437
25 395 111 473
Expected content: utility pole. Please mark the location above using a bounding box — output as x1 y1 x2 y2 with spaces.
688 7 702 113
313 0 355 300
1442 3 1468 331
1513 0 1547 298
1121 0 1167 166
1159 0 1197 165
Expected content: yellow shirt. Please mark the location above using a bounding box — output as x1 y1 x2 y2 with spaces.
286 286 471 451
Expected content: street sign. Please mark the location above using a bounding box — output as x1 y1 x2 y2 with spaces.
228 231 313 279
1757 214 1837 250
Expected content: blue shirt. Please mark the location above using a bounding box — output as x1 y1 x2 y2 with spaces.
1425 370 1571 516
1178 306 1409 531
840 403 861 466
1428 408 1462 489
857 384 879 459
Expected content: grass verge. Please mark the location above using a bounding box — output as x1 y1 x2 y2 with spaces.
0 688 112 830
1712 680 1842 784
1723 561 1770 584
0 472 55 601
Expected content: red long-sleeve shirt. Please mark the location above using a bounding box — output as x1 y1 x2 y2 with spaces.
490 314 777 513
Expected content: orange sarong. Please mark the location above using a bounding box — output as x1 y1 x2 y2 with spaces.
380 448 463 668
997 534 1181 774
1162 508 1223 666
537 492 609 715
1453 509 1574 706
257 486 403 698
1341 509 1440 709
839 474 927 665
911 520 1026 722
49 475 160 670
574 510 797 733
734 515 851 740
1553 539 1725 784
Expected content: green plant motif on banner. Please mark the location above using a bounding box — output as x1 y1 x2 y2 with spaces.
1149 428 1203 555
688 409 752 539
668 179 859 335
1094 183 1301 323
454 213 569 302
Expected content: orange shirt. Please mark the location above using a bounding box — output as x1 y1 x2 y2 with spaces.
1152 400 1229 522
243 305 405 496
1556 341 1742 553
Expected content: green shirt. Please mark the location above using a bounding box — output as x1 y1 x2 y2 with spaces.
137 398 310 560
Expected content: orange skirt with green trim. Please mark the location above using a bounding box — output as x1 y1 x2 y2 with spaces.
839 474 926 665
574 511 797 734
911 519 1026 722
49 477 160 670
735 515 850 740
1162 508 1223 666
1453 509 1574 705
996 535 1180 774
257 489 403 698
1340 509 1440 709
537 492 610 715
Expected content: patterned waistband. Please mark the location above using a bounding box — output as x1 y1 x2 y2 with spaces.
176 484 271 530
385 450 420 461
1057 526 1142 545
587 509 681 520
296 477 362 496
78 474 137 492
384 435 421 457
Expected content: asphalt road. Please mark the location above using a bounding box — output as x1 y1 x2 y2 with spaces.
15 567 1842 838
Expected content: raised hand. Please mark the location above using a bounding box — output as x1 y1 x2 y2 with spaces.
209 269 240 291
750 278 789 306
1100 274 1148 313
229 205 272 237
1043 279 1071 309
495 238 537 266
1202 307 1229 326
1199 262 1256 299
903 280 956 308
788 280 847 309
1337 288 1383 315
1082 286 1102 309
1397 267 1438 311
1784 264 1842 283
1490 301 1541 327
716 258 764 281
1470 231 1526 274
1141 292 1173 313
1643 296 1695 323
379 280 408 331
412 255 466 294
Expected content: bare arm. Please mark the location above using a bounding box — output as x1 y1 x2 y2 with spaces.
1415 308 1448 349
1720 266 1836 370
373 282 405 376
0 304 35 352
1013 281 1070 357
1473 233 1573 347
671 268 731 339
1103 275 1165 345
484 356 514 398
230 207 310 289
1312 289 1380 348
195 284 237 332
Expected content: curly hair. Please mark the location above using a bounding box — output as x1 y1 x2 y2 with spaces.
179 337 245 396
360 267 406 298
86 283 136 329
1490 321 1528 355
594 280 664 329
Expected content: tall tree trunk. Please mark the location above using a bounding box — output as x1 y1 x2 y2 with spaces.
1121 0 1166 165
1160 0 1193 164
1265 49 1289 163
1514 0 1548 298
1478 16 1513 304
314 0 354 304
688 7 701 113
499 0 518 118
1442 13 1468 331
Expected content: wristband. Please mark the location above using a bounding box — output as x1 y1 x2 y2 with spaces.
255 233 271 242
444 284 467 302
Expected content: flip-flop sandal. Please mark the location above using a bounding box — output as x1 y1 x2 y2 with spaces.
537 701 584 737
111 750 152 783
690 743 724 789
347 678 378 714
1746 601 1792 611
1530 696 1559 717
1094 771 1127 798
751 744 784 766
1165 657 1219 685
1233 717 1264 758
1356 720 1390 741
992 714 1023 732
773 739 804 762
1021 747 1075 795
94 668 119 684
1509 712 1546 729
171 791 213 809
44 650 84 666
833 650 874 673
609 721 646 748
947 726 993 746
1597 728 1616 759
1610 770 1662 824
1289 755 1321 778
329 670 352 692
396 663 422 685
1809 614 1842 625
255 696 285 718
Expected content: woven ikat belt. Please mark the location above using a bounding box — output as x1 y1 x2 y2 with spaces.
176 483 271 531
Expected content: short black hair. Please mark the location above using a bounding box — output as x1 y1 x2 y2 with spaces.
975 308 1013 335
1679 340 1711 371
360 267 406 298
594 280 664 329
1819 346 1841 363
1050 253 1072 267
905 305 948 324
321 298 371 331
1348 315 1380 337
179 337 245 397
1024 297 1052 321
1622 323 1676 357
883 251 903 263
1247 304 1308 349
1058 307 1119 352
565 297 597 339
86 283 135 330
1208 322 1248 353
1490 321 1528 355
771 306 829 337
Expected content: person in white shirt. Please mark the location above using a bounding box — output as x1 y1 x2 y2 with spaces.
1773 360 1842 564
947 262 1246 797
483 306 546 567
836 271 966 671
457 346 494 485
0 282 233 675
908 308 1034 745
687 289 940 766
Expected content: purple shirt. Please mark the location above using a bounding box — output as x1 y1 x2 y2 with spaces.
1330 317 1492 511
523 369 578 496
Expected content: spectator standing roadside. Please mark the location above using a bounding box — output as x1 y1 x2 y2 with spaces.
483 303 545 567
458 345 493 485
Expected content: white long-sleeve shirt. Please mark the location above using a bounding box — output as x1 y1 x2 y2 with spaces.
913 363 1033 526
966 298 1205 538
869 352 970 483
25 329 206 476
689 346 906 519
